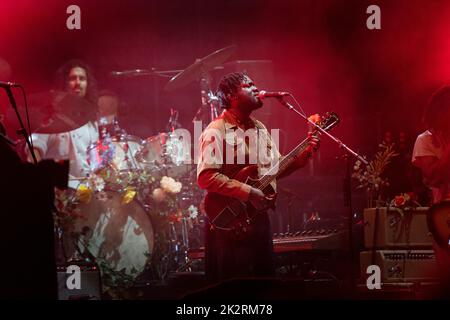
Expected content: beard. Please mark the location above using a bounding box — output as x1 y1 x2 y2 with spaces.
242 96 263 113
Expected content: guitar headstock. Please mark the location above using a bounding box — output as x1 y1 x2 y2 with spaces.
317 112 340 132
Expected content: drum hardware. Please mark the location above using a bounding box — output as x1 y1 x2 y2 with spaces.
87 115 143 175
164 45 237 92
53 212 97 266
173 217 195 273
166 108 182 132
110 68 182 78
164 45 237 127
70 231 97 264
54 224 68 265
136 130 192 179
87 133 143 173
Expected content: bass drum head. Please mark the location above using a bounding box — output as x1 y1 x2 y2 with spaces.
74 191 154 282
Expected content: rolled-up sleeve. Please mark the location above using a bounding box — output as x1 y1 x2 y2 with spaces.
198 169 252 201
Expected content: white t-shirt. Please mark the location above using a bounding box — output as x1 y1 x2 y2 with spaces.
30 122 99 188
412 130 450 203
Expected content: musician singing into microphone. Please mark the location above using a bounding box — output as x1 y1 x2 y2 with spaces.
197 73 320 283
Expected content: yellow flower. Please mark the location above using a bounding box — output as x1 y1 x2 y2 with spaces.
76 185 93 203
122 187 137 204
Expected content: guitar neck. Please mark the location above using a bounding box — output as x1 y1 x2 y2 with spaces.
254 134 313 191
252 112 339 192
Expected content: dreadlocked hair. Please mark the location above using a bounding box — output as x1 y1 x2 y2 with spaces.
216 72 247 109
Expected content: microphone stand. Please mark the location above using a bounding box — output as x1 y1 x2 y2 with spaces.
277 97 368 291
192 68 220 128
0 132 16 146
3 86 38 164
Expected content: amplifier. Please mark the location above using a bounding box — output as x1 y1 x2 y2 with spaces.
359 250 439 283
57 264 102 300
363 207 432 248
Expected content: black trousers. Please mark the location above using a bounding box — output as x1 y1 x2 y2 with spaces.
204 211 275 283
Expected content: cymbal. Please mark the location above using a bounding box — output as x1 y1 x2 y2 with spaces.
164 44 237 92
28 91 97 134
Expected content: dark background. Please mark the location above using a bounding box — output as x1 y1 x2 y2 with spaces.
1 0 449 230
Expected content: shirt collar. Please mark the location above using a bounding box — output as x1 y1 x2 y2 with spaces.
222 110 256 130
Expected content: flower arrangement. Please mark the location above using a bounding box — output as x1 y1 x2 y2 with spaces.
390 192 420 210
387 192 421 247
352 144 399 207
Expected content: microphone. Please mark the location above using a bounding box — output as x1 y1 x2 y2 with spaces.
0 81 20 88
257 90 290 99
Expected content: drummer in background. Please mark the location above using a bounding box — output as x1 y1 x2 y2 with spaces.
26 59 99 187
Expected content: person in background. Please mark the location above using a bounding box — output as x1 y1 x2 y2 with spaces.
26 59 99 187
412 85 450 295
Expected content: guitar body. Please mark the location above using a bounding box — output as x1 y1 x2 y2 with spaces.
204 165 276 233
427 201 450 248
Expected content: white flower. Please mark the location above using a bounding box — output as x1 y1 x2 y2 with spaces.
89 174 105 192
188 205 198 219
353 160 361 171
152 188 166 202
160 176 182 194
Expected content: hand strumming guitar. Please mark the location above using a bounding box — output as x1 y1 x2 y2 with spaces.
248 187 276 211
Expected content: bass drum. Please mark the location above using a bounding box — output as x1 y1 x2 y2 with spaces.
74 191 154 282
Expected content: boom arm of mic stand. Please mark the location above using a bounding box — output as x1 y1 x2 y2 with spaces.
4 86 38 164
0 132 16 146
277 98 368 165
277 96 363 289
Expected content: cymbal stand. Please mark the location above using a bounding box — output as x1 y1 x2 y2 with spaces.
166 108 182 133
192 68 220 128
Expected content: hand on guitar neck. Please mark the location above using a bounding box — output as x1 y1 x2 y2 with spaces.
302 131 321 159
279 131 321 179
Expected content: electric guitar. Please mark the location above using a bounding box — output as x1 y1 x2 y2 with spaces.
427 201 450 249
204 112 340 234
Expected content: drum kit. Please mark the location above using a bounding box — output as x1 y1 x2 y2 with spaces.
44 45 238 288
